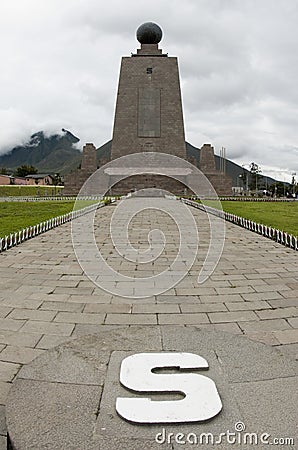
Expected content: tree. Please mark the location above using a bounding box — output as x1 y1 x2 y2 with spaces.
291 174 297 196
52 173 63 186
15 165 38 178
269 181 285 197
0 167 8 175
249 162 262 191
239 168 248 193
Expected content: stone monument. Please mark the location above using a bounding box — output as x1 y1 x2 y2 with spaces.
64 23 232 196
111 22 186 160
109 22 188 194
63 143 97 195
200 144 232 195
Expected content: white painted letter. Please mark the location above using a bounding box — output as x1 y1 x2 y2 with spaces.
116 353 222 423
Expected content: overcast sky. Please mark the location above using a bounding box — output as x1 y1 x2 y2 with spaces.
0 0 297 181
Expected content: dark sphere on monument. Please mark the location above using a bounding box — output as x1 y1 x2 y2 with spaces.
136 22 163 44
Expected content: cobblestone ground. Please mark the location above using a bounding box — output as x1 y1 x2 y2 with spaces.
0 199 297 448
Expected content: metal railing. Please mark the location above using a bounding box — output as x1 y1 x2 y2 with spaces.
0 202 104 253
182 199 298 251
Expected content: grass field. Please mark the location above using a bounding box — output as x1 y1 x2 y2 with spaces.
0 201 74 238
0 185 64 197
221 201 298 237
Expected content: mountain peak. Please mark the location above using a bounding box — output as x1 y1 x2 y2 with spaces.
0 129 81 174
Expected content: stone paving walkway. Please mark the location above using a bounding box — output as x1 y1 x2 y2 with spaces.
0 199 297 448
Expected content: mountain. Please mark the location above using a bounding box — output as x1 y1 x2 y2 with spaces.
0 130 277 188
0 129 82 175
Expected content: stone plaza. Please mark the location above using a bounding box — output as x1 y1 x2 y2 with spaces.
0 199 297 449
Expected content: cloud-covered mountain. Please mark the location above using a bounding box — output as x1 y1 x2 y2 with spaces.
0 129 278 188
0 129 81 175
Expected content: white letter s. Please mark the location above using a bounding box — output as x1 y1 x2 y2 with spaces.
116 352 222 423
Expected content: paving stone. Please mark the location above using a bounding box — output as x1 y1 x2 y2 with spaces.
254 284 290 293
245 331 280 346
72 324 122 337
156 295 200 303
215 286 255 295
208 311 258 323
230 377 297 443
0 404 6 435
84 304 132 314
0 361 20 382
111 295 155 304
256 307 297 320
6 380 101 450
175 287 217 296
240 291 283 301
40 301 85 312
180 303 227 313
105 314 157 325
226 278 268 287
93 436 161 450
0 319 25 332
54 312 105 324
0 346 45 365
273 329 298 345
275 343 298 360
20 321 75 336
239 319 292 333
0 306 12 318
0 331 41 348
280 290 298 298
8 308 57 322
34 293 70 302
268 297 297 308
53 287 95 295
68 294 111 304
211 322 242 334
210 274 246 281
132 304 179 313
160 326 297 384
200 294 243 303
245 273 281 280
36 335 75 350
158 313 209 325
0 381 11 405
0 435 6 448
225 301 271 311
192 322 242 334
288 317 298 328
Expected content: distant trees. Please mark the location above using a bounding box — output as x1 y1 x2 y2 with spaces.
291 174 297 196
239 168 248 192
0 167 8 175
52 173 63 186
15 165 38 177
249 162 262 191
269 181 285 197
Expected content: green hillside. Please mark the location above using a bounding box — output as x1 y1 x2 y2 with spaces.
0 129 82 175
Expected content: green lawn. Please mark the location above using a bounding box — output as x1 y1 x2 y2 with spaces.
0 185 64 197
221 201 298 237
0 201 74 238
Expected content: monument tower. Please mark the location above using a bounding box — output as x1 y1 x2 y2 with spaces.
64 22 232 196
111 22 186 161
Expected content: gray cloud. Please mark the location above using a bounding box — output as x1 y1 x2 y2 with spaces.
0 0 297 180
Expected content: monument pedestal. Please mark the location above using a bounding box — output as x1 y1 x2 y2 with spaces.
6 327 297 449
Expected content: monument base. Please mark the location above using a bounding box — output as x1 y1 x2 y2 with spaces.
6 327 297 450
